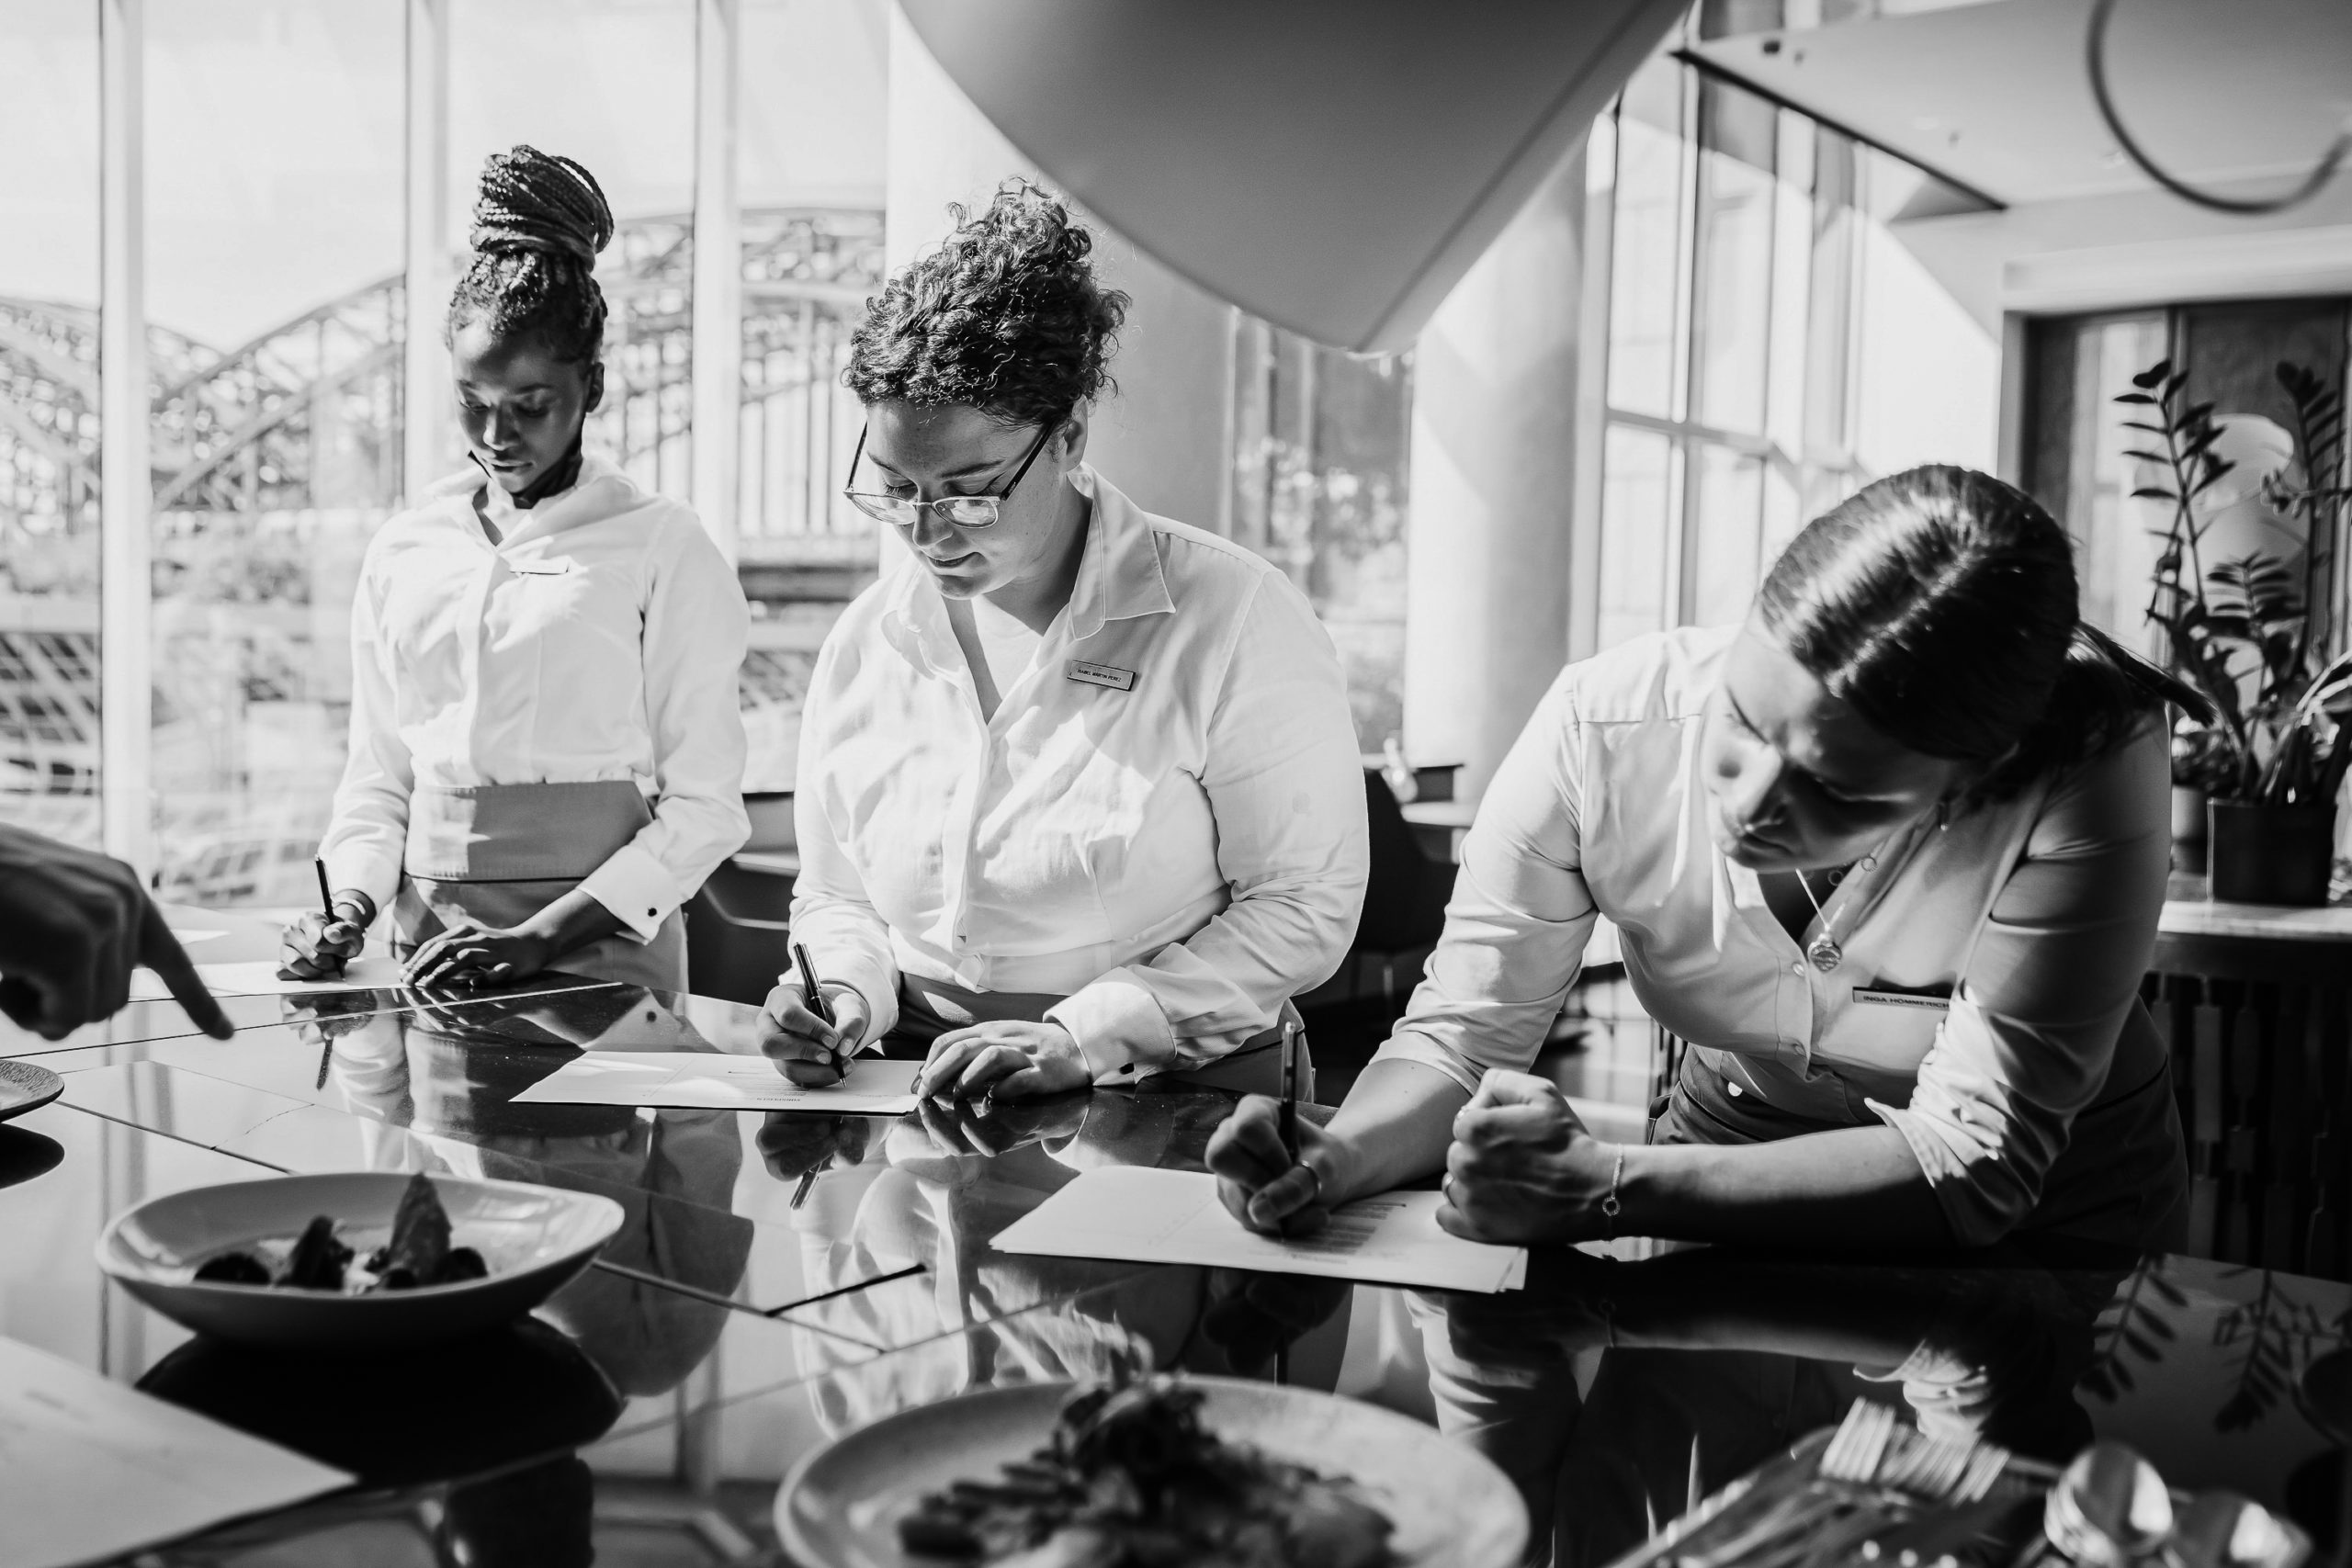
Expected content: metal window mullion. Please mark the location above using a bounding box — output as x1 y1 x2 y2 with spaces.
98 0 149 872
402 0 448 506
690 0 741 559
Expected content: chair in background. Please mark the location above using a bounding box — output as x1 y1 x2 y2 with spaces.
682 861 794 1006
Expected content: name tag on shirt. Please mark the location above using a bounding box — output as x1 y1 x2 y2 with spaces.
1066 660 1136 692
506 558 573 577
1853 986 1951 1012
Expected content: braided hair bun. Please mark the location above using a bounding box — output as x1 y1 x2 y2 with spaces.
447 145 614 363
846 179 1127 428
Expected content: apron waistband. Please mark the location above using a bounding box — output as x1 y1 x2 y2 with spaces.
403 779 650 883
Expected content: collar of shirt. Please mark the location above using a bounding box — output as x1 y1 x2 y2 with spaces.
428 454 634 550
877 464 1175 674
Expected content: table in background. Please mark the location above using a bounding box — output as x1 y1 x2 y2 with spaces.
8 907 2347 1563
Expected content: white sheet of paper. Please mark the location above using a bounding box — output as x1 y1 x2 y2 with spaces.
130 956 412 1001
511 1052 923 1112
0 1335 349 1568
992 1167 1527 1293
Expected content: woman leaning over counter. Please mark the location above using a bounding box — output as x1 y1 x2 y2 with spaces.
282 146 749 991
759 181 1368 1102
1213 467 2206 1254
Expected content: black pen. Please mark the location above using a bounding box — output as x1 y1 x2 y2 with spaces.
313 857 337 931
790 1167 820 1210
1277 1017 1300 1165
794 941 833 1028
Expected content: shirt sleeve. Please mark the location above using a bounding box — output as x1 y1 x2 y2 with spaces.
318 548 413 917
577 515 752 942
1369 667 1600 1095
786 636 902 1048
1869 723 2172 1247
1046 572 1369 1080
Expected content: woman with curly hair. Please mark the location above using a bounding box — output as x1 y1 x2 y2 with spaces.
761 181 1367 1101
281 146 749 990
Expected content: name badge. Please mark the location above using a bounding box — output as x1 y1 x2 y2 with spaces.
1066 660 1136 692
1853 987 1951 1012
507 558 573 577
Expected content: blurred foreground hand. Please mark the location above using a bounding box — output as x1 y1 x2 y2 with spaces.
0 823 232 1040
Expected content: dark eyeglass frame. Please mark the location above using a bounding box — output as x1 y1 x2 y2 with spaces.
842 420 1057 529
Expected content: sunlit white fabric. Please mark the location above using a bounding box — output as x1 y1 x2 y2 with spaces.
321 457 751 941
791 466 1368 1080
1375 626 2174 1247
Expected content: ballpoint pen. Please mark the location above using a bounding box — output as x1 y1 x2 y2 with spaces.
1277 1016 1301 1167
790 941 836 1212
313 857 337 932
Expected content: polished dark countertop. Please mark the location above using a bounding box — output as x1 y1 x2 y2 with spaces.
2 909 2348 1565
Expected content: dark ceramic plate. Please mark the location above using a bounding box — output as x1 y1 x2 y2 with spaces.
0 1059 62 1123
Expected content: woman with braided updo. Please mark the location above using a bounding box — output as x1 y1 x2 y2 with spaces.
758 181 1366 1103
283 146 749 990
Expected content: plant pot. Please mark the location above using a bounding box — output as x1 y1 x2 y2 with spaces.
2171 784 2209 843
2208 801 2339 907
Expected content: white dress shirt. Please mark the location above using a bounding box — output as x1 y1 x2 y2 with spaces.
321 457 752 941
1374 626 2174 1247
791 465 1369 1080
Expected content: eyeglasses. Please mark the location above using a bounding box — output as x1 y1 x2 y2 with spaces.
842 420 1057 529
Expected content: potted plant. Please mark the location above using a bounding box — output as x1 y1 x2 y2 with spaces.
2126 358 2352 905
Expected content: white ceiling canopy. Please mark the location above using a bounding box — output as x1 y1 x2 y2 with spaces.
898 0 1688 354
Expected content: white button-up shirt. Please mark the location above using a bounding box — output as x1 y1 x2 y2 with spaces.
791 466 1369 1079
321 457 751 940
1374 626 2174 1247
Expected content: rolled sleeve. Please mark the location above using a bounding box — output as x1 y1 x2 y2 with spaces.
1868 724 2172 1247
1057 573 1367 1079
319 551 413 916
579 516 752 942
1372 668 1599 1091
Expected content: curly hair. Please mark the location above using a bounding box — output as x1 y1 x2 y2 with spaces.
1759 465 2209 802
446 145 615 364
845 180 1128 429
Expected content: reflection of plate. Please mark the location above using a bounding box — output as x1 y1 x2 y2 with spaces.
96 1171 624 1349
775 1377 1528 1568
0 1060 62 1123
139 1315 622 1485
2298 1347 2352 1446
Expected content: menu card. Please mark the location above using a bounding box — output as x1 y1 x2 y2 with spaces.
0 1335 349 1568
992 1167 1529 1292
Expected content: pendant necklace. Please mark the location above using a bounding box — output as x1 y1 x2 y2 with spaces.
1793 858 1870 973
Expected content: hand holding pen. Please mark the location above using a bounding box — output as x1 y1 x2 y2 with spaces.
754 940 870 1089
277 858 368 982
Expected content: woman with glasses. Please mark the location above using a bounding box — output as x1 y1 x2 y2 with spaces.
759 181 1367 1102
1212 467 2206 1255
280 146 748 991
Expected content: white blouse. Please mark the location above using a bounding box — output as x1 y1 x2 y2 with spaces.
791 466 1369 1080
1374 626 2174 1247
320 458 752 941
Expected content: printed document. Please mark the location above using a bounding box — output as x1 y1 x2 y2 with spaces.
992 1167 1528 1292
0 1335 349 1568
512 1052 923 1113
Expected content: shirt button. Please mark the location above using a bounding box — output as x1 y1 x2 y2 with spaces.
1726 1081 1743 1098
1792 962 1806 976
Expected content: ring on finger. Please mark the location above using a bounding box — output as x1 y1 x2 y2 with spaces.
1297 1163 1322 1205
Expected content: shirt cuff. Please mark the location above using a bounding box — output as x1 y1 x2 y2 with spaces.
1866 1098 2010 1248
322 845 401 927
1046 969 1179 1084
1368 1028 1487 1097
579 842 684 944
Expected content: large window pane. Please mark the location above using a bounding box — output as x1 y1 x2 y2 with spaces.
0 2 100 847
1597 424 1677 652
1690 443 1765 627
1690 79 1774 437
1606 59 1686 421
144 0 404 908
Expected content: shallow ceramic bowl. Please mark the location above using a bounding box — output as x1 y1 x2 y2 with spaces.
775 1376 1528 1568
0 1060 63 1123
96 1171 624 1350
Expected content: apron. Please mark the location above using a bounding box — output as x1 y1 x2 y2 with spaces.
1646 1001 2191 1253
884 974 1314 1100
396 779 687 992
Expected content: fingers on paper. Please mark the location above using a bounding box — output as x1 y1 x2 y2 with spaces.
141 901 233 1040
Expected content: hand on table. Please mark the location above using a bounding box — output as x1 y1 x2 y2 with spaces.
912 1019 1090 1101
277 895 371 981
1194 1269 1351 1373
1205 1094 1351 1238
755 980 870 1086
1437 1070 1613 1246
401 918 560 989
0 823 232 1041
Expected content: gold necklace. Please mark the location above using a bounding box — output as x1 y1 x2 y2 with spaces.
1793 861 1864 972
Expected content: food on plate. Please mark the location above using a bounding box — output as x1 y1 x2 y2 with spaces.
187 1173 491 1294
896 1376 1396 1567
